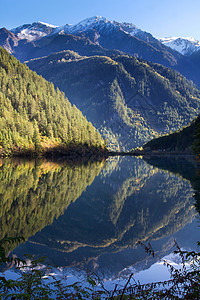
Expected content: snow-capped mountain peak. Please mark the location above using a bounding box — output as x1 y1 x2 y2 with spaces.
9 17 157 45
65 16 139 34
58 16 155 45
159 36 200 55
72 16 107 28
11 21 58 41
61 16 109 34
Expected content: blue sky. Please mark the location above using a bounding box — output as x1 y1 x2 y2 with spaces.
1 0 200 40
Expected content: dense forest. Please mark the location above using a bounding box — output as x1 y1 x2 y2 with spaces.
143 116 200 155
27 50 200 150
0 47 106 156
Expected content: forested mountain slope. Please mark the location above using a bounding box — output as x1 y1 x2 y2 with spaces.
27 50 200 150
0 47 105 156
143 116 200 155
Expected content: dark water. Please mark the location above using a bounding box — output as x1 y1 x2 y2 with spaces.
0 156 200 285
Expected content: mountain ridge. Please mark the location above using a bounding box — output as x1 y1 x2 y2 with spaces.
1 17 181 68
6 16 200 85
27 50 200 150
2 17 200 85
0 46 105 156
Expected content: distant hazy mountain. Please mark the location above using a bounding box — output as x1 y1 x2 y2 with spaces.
27 50 200 150
159 37 200 56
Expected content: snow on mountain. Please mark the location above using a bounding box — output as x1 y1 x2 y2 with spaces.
9 17 192 58
11 21 58 41
9 17 199 57
62 16 108 34
159 37 200 55
115 22 141 37
9 17 162 46
7 17 180 67
59 16 153 43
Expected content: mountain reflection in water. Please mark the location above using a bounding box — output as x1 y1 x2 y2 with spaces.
0 156 200 282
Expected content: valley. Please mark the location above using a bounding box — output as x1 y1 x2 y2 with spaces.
1 4 200 298
1 16 200 152
27 50 200 150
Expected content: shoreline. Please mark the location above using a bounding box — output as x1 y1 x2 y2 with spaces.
108 150 196 158
0 147 197 161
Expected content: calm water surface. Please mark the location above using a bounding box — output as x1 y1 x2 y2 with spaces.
0 156 200 287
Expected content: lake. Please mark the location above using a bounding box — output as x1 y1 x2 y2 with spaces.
0 155 200 290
